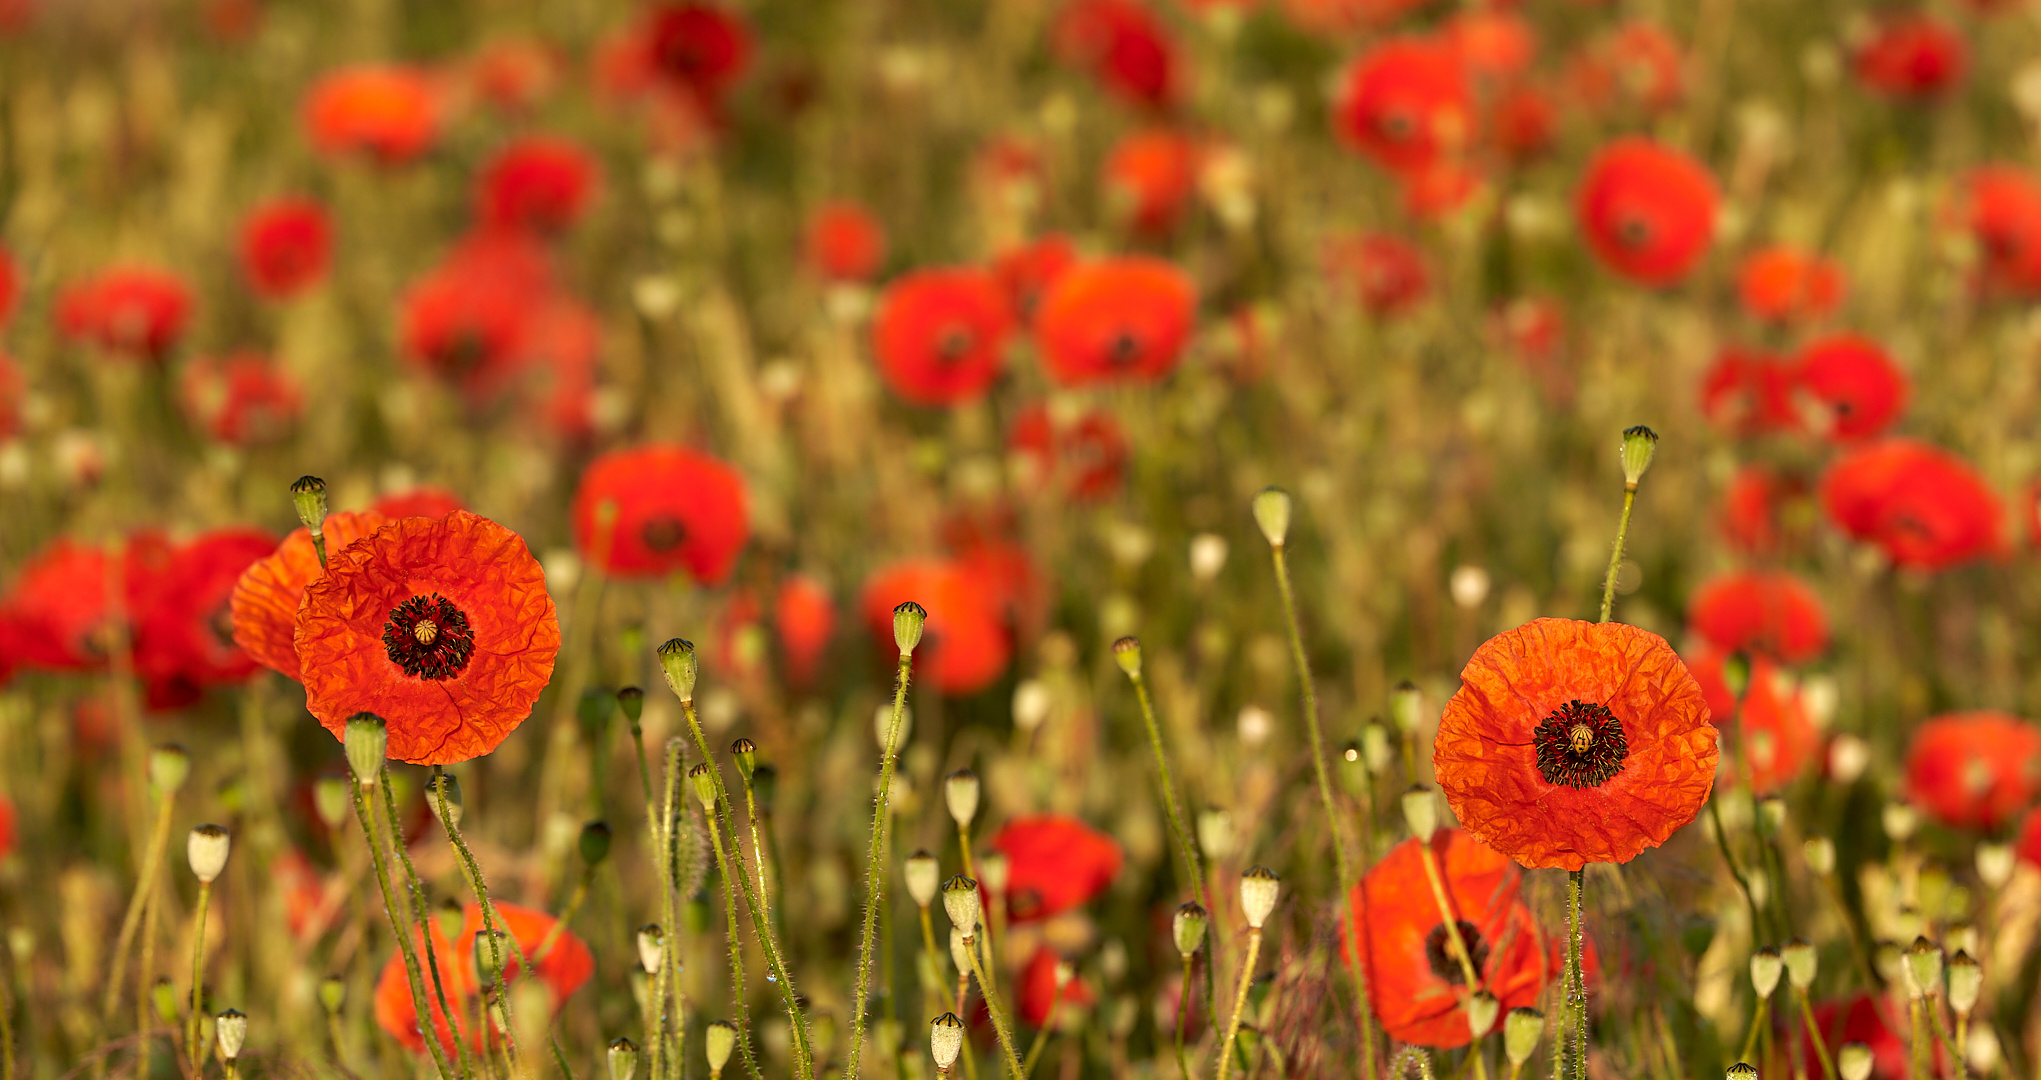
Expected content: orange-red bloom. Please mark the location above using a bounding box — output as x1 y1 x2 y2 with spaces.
1332 38 1474 176
231 510 390 682
1103 128 1198 237
644 3 754 107
1019 947 1096 1027
871 266 1015 406
1688 649 1818 796
1008 402 1129 503
803 200 887 283
1576 138 1718 287
1820 439 2003 571
477 136 602 235
1736 245 1846 324
2 537 128 671
0 244 17 330
131 528 277 709
993 234 1079 323
860 559 1011 695
1326 233 1431 316
372 488 467 521
1567 21 1684 115
56 267 195 361
1348 830 1548 1047
1719 465 1807 557
373 902 594 1056
1794 333 1908 441
570 445 750 583
301 65 441 163
1904 711 2041 831
239 197 335 300
1050 0 1183 109
1686 570 1829 665
1434 618 1718 869
1034 256 1196 385
1700 345 1799 436
990 814 1123 921
295 511 559 764
774 574 836 687
398 231 558 404
180 351 304 446
1945 166 2041 297
1853 14 1968 99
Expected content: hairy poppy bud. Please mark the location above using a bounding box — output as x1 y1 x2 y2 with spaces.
944 769 980 828
1619 425 1658 489
1882 802 1919 843
1804 836 1836 876
931 1011 966 1070
905 850 941 907
188 825 231 884
214 1008 247 1062
657 639 698 703
690 762 717 809
473 928 510 985
943 876 981 936
424 773 463 829
617 686 645 728
313 775 350 831
1837 1043 1873 1080
1977 842 2015 888
1173 902 1208 958
979 851 1010 894
1904 936 1943 999
1240 866 1280 929
1401 786 1438 842
705 1019 739 1078
580 821 613 866
1750 946 1783 999
1782 939 1817 990
1504 1007 1542 1065
150 744 191 795
1947 951 1982 1015
291 475 328 533
636 924 664 975
1390 681 1423 733
1464 991 1499 1040
1251 487 1291 547
318 976 344 1014
344 714 388 785
893 601 927 655
732 737 757 779
1726 1065 1757 1080
1112 636 1142 677
608 1037 639 1080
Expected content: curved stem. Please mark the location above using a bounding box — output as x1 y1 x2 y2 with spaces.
847 654 912 1080
1020 979 1062 1077
352 778 456 1080
1415 843 1482 989
186 882 210 1074
965 936 1026 1079
383 775 475 1080
1216 929 1263 1080
703 802 768 1080
1798 989 1838 1080
430 767 523 1073
1129 670 1208 911
102 792 175 1027
1598 488 1637 625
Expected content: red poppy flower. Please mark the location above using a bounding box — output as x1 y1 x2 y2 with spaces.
0 353 23 441
132 528 277 709
2 537 123 670
372 488 466 521
1009 402 1130 503
477 136 602 235
1576 138 1718 287
803 201 887 283
1326 234 1431 316
1718 464 1806 557
295 511 559 765
239 197 334 300
1801 995 1944 1080
993 235 1079 323
570 445 748 583
1853 14 1967 99
229 510 391 682
1687 570 1829 665
373 901 594 1056
1687 649 1818 795
0 793 15 861
301 65 441 163
1736 245 1846 324
1398 160 1484 222
1434 619 1719 870
1332 38 1475 176
1347 830 1548 1047
871 267 1015 406
512 296 603 438
2018 805 2041 867
1050 0 1183 109
1700 345 1800 436
56 267 195 361
1792 333 1908 441
1820 439 2003 571
468 38 562 115
1489 84 1558 163
0 244 17 329
774 574 835 687
1945 166 2041 297
1034 256 1196 385
1280 0 1424 34
1103 129 1198 237
1567 22 1684 115
1018 948 1096 1027
179 352 303 446
860 559 1011 695
398 231 556 403
1904 711 2041 831
1443 10 1537 87
644 3 754 106
990 815 1123 922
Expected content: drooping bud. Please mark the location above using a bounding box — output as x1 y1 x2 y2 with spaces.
1837 1042 1873 1080
943 876 982 936
905 850 941 907
318 976 345 1014
931 1012 966 1070
1172 902 1209 959
636 924 665 975
1750 946 1783 999
690 762 717 810
893 602 927 656
1112 636 1142 678
188 825 232 884
1947 951 1982 1015
214 1009 247 1062
291 475 328 533
1804 836 1837 876
1619 426 1658 489
608 1037 640 1080
944 769 981 828
617 686 645 728
344 714 388 785
1977 842 2016 889
1882 802 1919 843
657 639 698 703
1401 786 1438 842
1503 1008 1542 1065
1904 936 1943 999
149 744 191 795
1725 1064 1757 1080
1389 681 1423 733
705 1019 739 1077
313 775 350 831
1782 939 1818 990
1251 487 1292 547
979 851 1010 894
424 773 463 830
580 821 613 866
1240 866 1280 929
1464 991 1500 1039
732 738 757 779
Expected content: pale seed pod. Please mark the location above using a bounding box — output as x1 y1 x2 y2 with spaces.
1966 1023 2000 1072
930 1012 966 1070
149 744 191 795
1389 681 1423 734
705 1019 739 1077
949 927 972 976
944 769 981 828
1782 939 1817 990
1837 1042 1873 1080
214 1009 247 1062
188 825 231 884
905 850 941 908
1904 936 1943 999
1882 802 1919 843
1240 866 1280 929
943 876 981 936
473 928 510 985
608 1037 640 1080
1189 534 1228 582
1947 951 1982 1015
425 773 463 829
1464 991 1499 1040
1725 1064 1757 1080
979 851 1010 894
657 638 698 703
312 775 350 830
1198 808 1235 862
1804 836 1837 876
1977 842 2016 889
1172 902 1208 959
1251 487 1292 547
1012 680 1051 732
1401 786 1438 842
636 924 664 975
1620 425 1659 488
1503 1007 1542 1065
893 602 927 656
344 714 388 785
1750 946 1783 999
1112 636 1142 678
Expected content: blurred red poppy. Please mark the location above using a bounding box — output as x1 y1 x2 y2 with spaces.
373 902 594 1057
132 528 276 710
1332 38 1475 176
1801 995 1939 1080
1946 166 2041 297
804 200 887 283
1904 711 2041 830
468 38 562 115
2 537 123 670
1567 21 1683 115
860 559 1011 695
1687 570 1829 665
1736 245 1845 324
993 234 1078 323
1019 947 1096 1027
571 445 750 583
1700 345 1799 436
1443 10 1537 87
1792 333 1908 441
477 136 602 235
398 231 556 403
301 65 441 163
56 267 195 361
512 296 604 438
1820 439 2003 571
1489 84 1558 163
296 511 560 764
1718 464 1807 557
871 267 1015 406
1853 14 1968 99
230 510 390 682
1687 649 1818 795
991 815 1123 921
0 354 24 441
1399 160 1484 222
0 245 17 329
1034 256 1196 385
1576 138 1718 287
2018 804 2041 867
372 488 466 521
774 574 836 687
1009 402 1129 503
179 352 303 446
1050 0 1183 109
644 3 754 107
1326 234 1431 316
239 197 334 300
1347 830 1548 1047
1103 129 1198 237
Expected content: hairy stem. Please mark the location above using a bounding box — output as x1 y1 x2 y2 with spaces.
703 800 768 1080
431 766 524 1073
1798 989 1838 1080
353 778 456 1080
1216 928 1262 1080
185 882 211 1074
848 655 913 1080
1565 870 1586 1080
1598 488 1637 624
1175 954 1194 1080
966 936 1027 1079
382 775 475 1080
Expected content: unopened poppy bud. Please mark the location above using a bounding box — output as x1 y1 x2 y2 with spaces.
1240 866 1280 929
636 924 665 975
690 762 717 809
1503 1008 1542 1065
149 743 191 795
1401 786 1438 842
1882 802 1919 842
580 821 613 866
1750 946 1783 999
905 850 941 907
1904 936 1943 999
608 1037 639 1080
657 638 698 703
945 769 980 828
1804 836 1836 876
1838 1042 1874 1080
617 686 645 728
188 824 231 883
893 601 927 656
1362 725 1392 772
1747 867 1771 909
1112 636 1142 677
705 1019 739 1077
1465 991 1500 1039
931 1012 966 1070
1173 902 1208 958
1251 487 1292 547
1725 1064 1757 1080
344 713 388 784
1619 425 1658 489
215 1009 247 1062
1977 842 2015 888
313 775 350 830
425 773 463 829
943 876 981 936
732 738 757 779
291 475 328 532
980 851 1010 894
1946 925 1977 956
1947 951 1982 1014
474 928 509 985
318 976 344 1014
1389 681 1423 733
1782 939 1817 990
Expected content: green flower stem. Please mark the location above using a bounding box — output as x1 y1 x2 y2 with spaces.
1924 999 1962 1080
1215 928 1262 1080
651 739 681 1080
736 771 771 920
847 654 913 1080
352 777 457 1080
381 776 476 1080
430 766 527 1074
702 799 768 1080
101 789 176 1030
1909 997 1927 1080
184 881 210 1074
1564 869 1586 1080
1175 955 1194 1080
1597 488 1637 625
965 935 1026 1079
1020 979 1063 1078
1739 996 1767 1065
1126 667 1216 1026
533 867 593 964
1415 844 1482 988
1798 988 1838 1080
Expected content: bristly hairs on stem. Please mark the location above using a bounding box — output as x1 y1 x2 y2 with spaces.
695 762 768 1080
848 602 921 1080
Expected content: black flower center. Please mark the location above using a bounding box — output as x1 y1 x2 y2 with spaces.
383 593 476 681
936 325 975 364
642 515 687 553
1533 699 1628 789
1108 330 1141 365
1424 920 1488 986
1616 215 1654 249
208 602 237 651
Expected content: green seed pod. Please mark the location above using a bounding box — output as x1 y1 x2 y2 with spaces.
731 737 758 780
636 924 664 975
1389 681 1423 734
1111 636 1142 678
1947 950 1982 1015
751 764 778 810
1464 991 1499 1040
657 639 698 703
318 976 345 1014
1750 946 1783 999
1172 902 1208 959
608 1037 640 1080
944 769 981 828
344 714 388 785
905 850 941 908
424 773 463 830
705 1019 739 1078
617 686 645 727
313 775 351 831
149 743 191 795
1725 1064 1757 1080
290 475 328 533
1503 1008 1542 1065
1904 936 1943 999
1838 1043 1873 1080
1782 939 1817 990
579 821 613 866
930 1012 966 1070
893 601 927 656
1619 425 1659 488
942 876 981 936
979 851 1010 894
1251 487 1292 547
1401 786 1438 842
690 762 717 809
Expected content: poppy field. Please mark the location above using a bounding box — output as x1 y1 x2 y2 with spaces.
5 0 2041 1078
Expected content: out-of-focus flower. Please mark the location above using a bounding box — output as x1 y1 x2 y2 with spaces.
2 537 124 670
1332 38 1475 176
56 267 195 361
0 354 24 441
469 38 562 115
570 445 750 583
1050 0 1183 110
1399 160 1484 222
239 197 335 300
371 488 466 521
230 511 390 681
398 231 556 404
1793 333 1908 441
1103 128 1198 237
132 529 276 710
1489 84 1558 163
803 200 887 283
0 245 21 330
301 65 441 163
861 559 1011 695
871 267 1015 405
1434 618 1718 870
1719 465 1809 557
1801 995 1934 1080
774 574 836 687
477 136 602 235
179 352 304 446
1034 256 1196 385
645 3 754 106
1325 233 1431 317
1009 402 1130 503
1576 137 1718 287
1019 947 1095 1026
1853 14 1968 99
1905 712 2041 830
1687 570 1829 665
990 815 1123 921
993 234 1078 323
1443 9 1537 87
373 902 593 1056
1736 245 1846 324
1945 166 2041 297
512 296 604 438
1567 21 1684 115
1688 649 1819 794
296 511 560 764
1820 439 2003 571
1701 345 1800 436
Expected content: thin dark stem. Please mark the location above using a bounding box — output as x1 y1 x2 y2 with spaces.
351 778 456 1080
